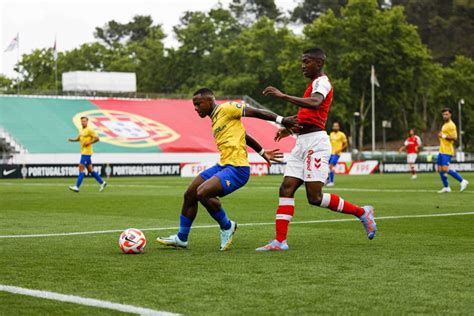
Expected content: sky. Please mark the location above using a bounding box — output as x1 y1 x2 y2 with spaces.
0 0 298 78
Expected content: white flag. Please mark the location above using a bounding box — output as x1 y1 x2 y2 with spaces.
4 33 19 52
53 37 58 60
371 65 380 87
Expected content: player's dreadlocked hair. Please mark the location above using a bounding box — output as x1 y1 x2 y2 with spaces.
193 88 214 96
303 47 326 60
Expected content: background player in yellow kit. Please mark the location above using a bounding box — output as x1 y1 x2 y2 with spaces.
326 121 347 187
67 116 107 193
437 108 468 193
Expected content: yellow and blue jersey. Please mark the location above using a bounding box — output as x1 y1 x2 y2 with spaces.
329 131 347 155
79 126 98 155
211 101 249 167
439 120 457 156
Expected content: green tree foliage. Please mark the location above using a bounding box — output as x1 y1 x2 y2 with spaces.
229 0 283 23
437 56 474 149
304 0 432 148
0 75 13 92
291 0 388 24
391 0 474 65
5 1 474 149
94 15 158 48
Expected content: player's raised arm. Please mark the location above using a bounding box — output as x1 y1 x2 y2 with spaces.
262 86 324 109
245 134 283 165
243 105 300 130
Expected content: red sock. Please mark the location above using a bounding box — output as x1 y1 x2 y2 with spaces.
411 166 416 175
275 198 294 242
320 193 364 217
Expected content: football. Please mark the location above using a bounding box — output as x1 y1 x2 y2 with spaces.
119 228 147 254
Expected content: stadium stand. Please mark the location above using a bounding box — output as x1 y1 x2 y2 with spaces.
0 95 295 155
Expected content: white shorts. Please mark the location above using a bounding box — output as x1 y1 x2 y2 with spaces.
284 131 331 182
407 153 417 164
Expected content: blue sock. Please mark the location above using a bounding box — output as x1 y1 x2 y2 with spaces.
91 171 104 184
439 172 449 188
177 215 193 242
76 172 85 188
448 170 463 183
211 208 232 230
329 171 335 183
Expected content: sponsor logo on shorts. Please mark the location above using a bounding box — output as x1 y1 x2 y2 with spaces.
306 150 314 171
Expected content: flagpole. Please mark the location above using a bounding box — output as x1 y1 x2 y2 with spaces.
17 33 20 95
371 65 375 153
54 35 58 95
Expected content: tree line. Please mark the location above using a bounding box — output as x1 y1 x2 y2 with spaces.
1 0 473 150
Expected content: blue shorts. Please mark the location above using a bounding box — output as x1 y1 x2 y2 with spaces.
80 155 92 166
329 154 340 166
199 164 250 197
437 153 452 166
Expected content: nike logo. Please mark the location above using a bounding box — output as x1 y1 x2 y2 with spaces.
3 169 16 176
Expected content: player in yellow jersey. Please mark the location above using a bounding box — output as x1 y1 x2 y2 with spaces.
326 122 347 186
67 116 107 193
157 88 299 251
437 108 468 193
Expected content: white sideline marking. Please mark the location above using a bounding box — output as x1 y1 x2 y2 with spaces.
0 285 179 316
1 182 473 193
1 212 473 239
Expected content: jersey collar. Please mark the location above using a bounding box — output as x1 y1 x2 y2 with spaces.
210 103 220 118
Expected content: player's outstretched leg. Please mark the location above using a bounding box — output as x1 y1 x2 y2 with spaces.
87 165 107 192
196 176 237 251
69 165 85 192
410 164 417 180
447 169 469 192
256 177 302 252
306 182 377 240
438 171 451 193
157 176 204 248
327 168 335 186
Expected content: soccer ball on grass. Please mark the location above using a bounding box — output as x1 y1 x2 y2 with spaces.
119 228 146 254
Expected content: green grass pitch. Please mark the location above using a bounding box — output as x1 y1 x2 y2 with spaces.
0 173 473 315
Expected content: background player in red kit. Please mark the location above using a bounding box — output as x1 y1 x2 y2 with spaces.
256 47 377 251
399 129 422 179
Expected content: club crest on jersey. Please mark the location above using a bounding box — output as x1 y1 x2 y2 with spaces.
73 110 180 148
226 180 231 187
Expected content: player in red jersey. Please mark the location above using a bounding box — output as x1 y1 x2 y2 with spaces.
256 48 377 251
399 129 422 179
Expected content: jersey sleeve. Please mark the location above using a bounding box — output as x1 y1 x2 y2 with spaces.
341 132 348 143
449 125 457 139
88 128 98 138
415 136 422 146
311 76 332 99
223 102 246 119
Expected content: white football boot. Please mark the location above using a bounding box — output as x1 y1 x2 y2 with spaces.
437 187 451 193
99 181 108 192
460 180 469 192
68 185 79 193
220 221 237 251
156 234 188 249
